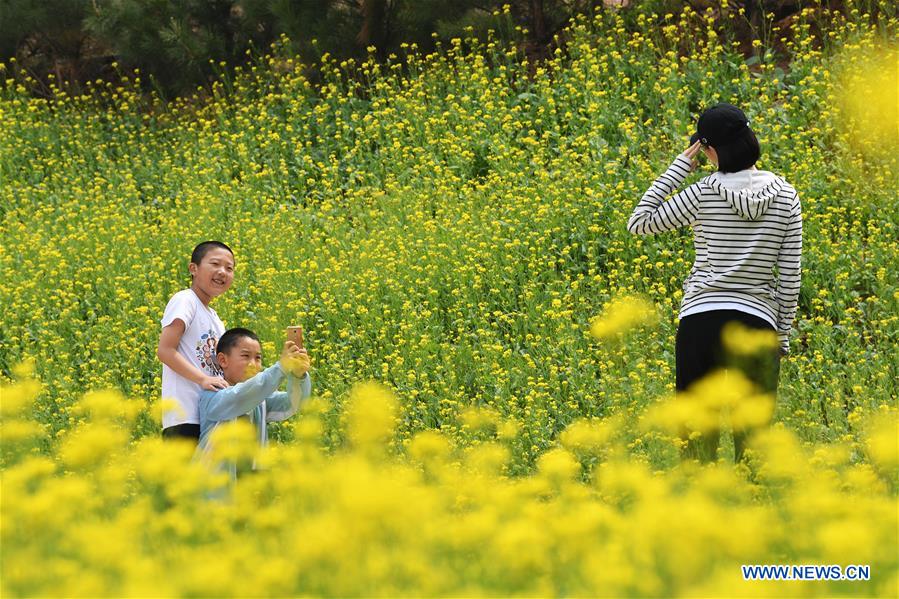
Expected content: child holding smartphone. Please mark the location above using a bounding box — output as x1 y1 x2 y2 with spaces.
157 241 235 441
197 328 312 477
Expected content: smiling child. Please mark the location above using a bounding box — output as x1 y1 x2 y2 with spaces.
157 241 235 441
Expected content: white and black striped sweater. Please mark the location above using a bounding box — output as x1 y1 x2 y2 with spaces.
628 154 802 353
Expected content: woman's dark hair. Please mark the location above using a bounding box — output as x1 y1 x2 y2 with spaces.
191 240 233 266
217 328 260 356
715 128 761 173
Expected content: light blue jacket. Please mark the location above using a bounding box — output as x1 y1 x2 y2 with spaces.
197 363 312 471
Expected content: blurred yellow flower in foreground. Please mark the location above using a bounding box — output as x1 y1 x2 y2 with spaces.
409 429 452 466
642 370 773 434
866 411 899 473
722 322 778 356
460 405 500 432
834 43 899 159
2 368 898 597
281 353 311 377
154 398 185 422
59 424 130 470
208 418 258 463
344 382 398 449
538 447 580 485
72 390 142 424
590 295 658 339
243 363 261 379
0 377 41 417
560 416 621 456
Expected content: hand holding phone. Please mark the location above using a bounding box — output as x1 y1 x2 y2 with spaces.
286 326 304 349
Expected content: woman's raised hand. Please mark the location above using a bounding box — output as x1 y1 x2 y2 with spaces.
683 140 703 172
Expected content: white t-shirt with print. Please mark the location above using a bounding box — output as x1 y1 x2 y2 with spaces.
160 289 226 428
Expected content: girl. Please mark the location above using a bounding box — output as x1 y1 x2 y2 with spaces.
627 103 802 462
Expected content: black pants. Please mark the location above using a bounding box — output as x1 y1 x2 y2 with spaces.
162 423 200 441
675 310 780 463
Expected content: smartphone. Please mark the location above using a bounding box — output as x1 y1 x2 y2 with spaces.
286 326 304 348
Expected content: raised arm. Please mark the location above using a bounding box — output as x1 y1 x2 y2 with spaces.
266 373 313 422
627 149 701 236
266 348 312 421
775 195 802 354
202 363 285 422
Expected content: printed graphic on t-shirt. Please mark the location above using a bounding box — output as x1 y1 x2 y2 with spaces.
196 330 223 376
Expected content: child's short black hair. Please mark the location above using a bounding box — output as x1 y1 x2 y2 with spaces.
716 128 761 173
191 241 234 266
217 328 260 356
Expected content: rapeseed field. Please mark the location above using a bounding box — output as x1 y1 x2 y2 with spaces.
1 2 897 596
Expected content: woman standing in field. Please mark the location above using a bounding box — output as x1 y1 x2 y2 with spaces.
627 103 802 463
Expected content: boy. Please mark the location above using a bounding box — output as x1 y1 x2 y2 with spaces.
197 328 312 472
157 241 235 441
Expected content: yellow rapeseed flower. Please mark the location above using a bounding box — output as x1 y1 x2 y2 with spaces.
344 382 398 449
721 322 779 356
590 295 658 339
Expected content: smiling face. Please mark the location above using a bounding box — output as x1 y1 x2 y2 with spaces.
216 335 263 385
189 247 234 304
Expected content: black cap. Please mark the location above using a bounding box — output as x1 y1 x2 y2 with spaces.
690 103 751 147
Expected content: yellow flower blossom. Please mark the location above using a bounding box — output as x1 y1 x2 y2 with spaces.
344 382 398 449
721 322 779 356
590 295 658 339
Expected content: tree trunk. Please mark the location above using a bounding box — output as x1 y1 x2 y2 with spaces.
531 0 547 43
744 0 763 56
357 0 388 49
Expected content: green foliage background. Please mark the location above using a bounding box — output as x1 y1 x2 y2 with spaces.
4 0 573 95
